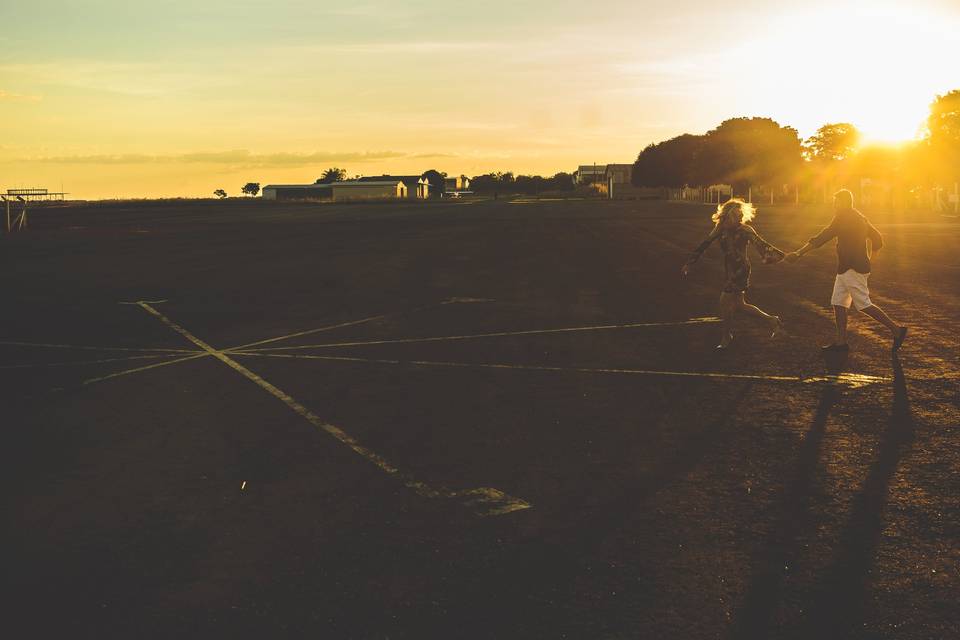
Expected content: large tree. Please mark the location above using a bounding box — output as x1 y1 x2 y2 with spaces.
241 182 260 197
693 117 803 192
926 90 960 182
804 123 860 161
927 90 960 148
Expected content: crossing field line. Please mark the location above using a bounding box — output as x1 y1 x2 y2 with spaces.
0 340 196 354
238 317 722 353
135 301 531 517
0 353 171 369
228 313 389 351
227 351 889 390
81 353 210 386
226 299 486 352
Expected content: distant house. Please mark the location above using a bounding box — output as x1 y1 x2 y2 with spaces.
331 180 407 200
573 165 607 185
358 175 429 199
444 175 470 192
262 184 334 200
604 164 633 185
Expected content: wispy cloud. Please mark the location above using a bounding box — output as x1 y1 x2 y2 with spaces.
19 149 450 167
282 39 504 56
0 90 42 102
0 62 223 97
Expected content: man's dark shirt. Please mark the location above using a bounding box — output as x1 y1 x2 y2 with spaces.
808 207 883 274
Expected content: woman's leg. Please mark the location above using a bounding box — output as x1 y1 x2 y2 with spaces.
739 293 781 332
718 292 736 347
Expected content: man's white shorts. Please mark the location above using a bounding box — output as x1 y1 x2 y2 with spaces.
831 269 873 310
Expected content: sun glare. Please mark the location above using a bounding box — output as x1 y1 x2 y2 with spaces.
729 3 957 147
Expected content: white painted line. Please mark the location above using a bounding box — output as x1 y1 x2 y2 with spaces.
441 297 495 305
81 353 210 386
236 318 722 353
227 313 389 351
136 302 530 517
229 351 888 389
0 341 197 354
0 353 170 369
227 300 459 352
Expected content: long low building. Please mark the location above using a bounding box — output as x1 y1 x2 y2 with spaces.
262 180 407 201
261 184 334 200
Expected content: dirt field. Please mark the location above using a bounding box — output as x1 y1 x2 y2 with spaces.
3 197 958 639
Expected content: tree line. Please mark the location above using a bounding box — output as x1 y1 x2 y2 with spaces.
631 90 960 195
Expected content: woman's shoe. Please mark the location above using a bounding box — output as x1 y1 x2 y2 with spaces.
770 316 782 338
716 333 734 350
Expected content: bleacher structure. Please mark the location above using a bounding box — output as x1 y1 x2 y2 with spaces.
2 188 69 233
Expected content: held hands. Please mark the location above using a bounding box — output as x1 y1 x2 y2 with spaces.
763 251 786 265
784 251 801 264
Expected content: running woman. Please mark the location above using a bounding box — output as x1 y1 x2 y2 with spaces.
682 198 785 349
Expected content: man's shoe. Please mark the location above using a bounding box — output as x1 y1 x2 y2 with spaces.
821 343 849 352
893 326 908 352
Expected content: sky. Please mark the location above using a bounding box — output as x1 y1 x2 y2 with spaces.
1 0 959 199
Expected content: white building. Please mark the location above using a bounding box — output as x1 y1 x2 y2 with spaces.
573 165 608 185
358 175 429 199
444 175 471 192
332 180 407 200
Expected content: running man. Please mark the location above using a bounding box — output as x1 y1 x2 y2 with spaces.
785 189 908 352
682 198 785 349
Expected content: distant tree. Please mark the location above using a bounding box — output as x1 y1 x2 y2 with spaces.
421 169 446 198
213 189 227 199
317 167 347 183
804 123 860 161
632 134 704 187
469 171 517 193
469 173 498 193
550 172 575 191
241 182 260 197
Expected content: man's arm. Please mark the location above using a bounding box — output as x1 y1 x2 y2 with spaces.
785 217 838 262
866 219 883 254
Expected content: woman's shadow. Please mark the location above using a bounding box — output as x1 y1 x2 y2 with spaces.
727 351 914 639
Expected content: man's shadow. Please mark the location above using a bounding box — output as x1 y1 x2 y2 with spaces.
800 352 915 637
728 352 914 639
726 351 847 639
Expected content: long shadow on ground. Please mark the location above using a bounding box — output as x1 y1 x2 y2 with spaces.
800 353 915 637
726 353 846 639
729 353 915 639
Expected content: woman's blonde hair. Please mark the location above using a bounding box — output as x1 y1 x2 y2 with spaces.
711 198 755 225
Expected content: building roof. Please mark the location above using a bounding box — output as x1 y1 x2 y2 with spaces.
333 181 404 187
358 175 426 185
262 184 333 190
